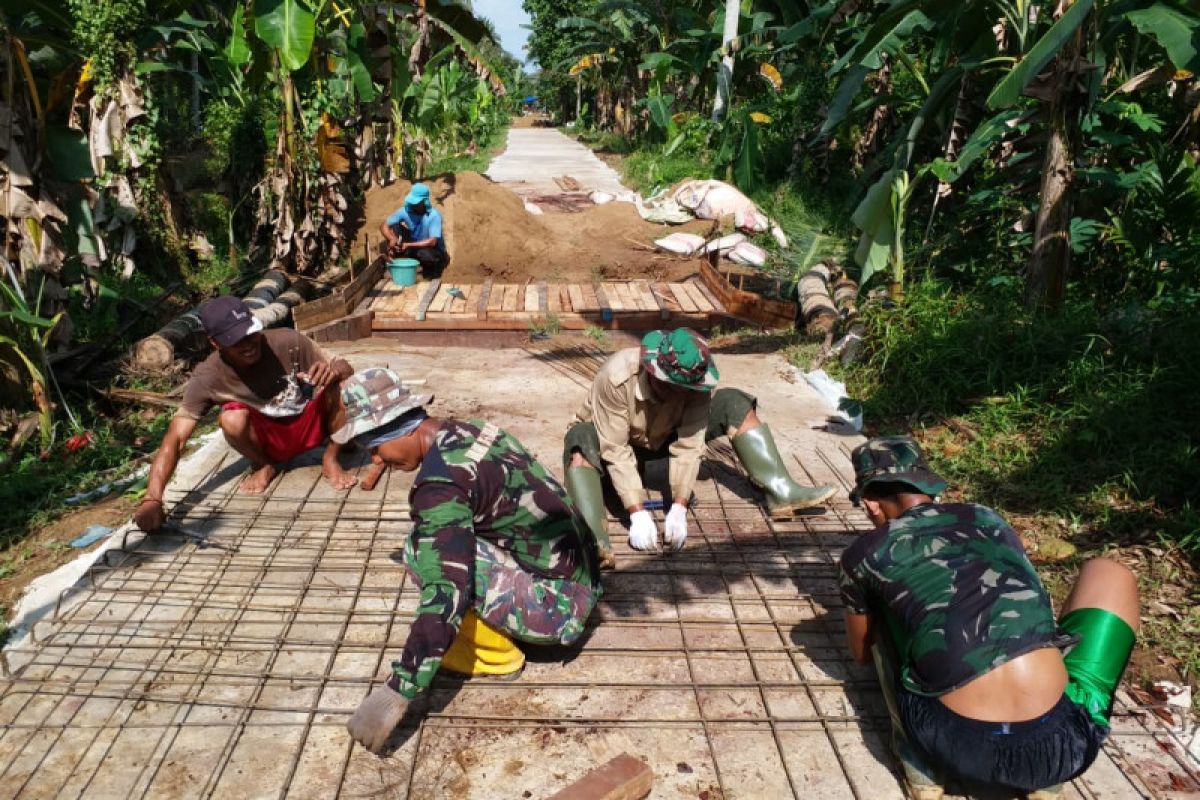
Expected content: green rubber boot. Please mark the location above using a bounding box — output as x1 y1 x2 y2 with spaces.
731 424 837 517
873 643 944 800
565 466 616 570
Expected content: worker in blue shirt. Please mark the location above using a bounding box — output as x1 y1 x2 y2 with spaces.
380 183 448 278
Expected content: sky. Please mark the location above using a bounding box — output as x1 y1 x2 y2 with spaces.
472 0 534 70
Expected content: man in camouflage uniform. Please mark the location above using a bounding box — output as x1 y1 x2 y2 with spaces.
340 368 600 754
840 436 1140 799
564 327 836 563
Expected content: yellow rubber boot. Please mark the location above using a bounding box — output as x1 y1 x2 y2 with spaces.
440 610 526 678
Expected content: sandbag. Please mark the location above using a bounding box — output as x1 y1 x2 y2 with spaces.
672 179 789 246
703 233 746 254
727 241 768 266
654 232 706 255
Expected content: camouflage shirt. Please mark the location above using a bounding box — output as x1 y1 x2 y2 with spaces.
839 502 1058 696
393 419 591 697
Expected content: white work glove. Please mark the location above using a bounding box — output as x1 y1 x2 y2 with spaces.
664 503 688 551
347 683 410 753
627 509 660 552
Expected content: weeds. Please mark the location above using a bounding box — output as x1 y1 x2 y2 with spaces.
528 313 562 339
583 325 608 346
830 279 1200 553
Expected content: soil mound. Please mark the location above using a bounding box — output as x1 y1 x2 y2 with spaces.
355 171 711 283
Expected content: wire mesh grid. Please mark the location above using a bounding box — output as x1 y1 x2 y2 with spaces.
0 442 1189 799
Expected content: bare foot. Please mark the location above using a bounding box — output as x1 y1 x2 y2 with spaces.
359 462 387 492
239 464 279 494
323 460 359 491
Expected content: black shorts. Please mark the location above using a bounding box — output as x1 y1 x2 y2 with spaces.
899 690 1108 792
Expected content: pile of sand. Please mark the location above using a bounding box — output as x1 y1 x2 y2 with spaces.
354 172 713 283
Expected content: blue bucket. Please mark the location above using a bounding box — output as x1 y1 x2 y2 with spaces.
388 258 419 286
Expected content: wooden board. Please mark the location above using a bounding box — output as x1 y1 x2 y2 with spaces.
568 284 586 312
489 283 508 312
502 284 519 312
524 283 538 313
593 283 612 319
547 753 653 800
477 279 493 320
413 279 442 322
537 281 549 313
679 281 714 312
668 283 699 313
699 256 797 329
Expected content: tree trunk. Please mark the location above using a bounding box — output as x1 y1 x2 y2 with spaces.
576 74 582 122
799 263 838 335
1025 7 1083 313
711 0 739 122
132 271 294 371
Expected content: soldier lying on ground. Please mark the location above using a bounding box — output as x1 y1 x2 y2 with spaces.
340 368 602 753
840 436 1139 800
133 297 356 532
564 327 836 566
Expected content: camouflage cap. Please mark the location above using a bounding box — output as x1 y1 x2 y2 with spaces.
331 368 433 445
848 436 948 504
640 328 719 392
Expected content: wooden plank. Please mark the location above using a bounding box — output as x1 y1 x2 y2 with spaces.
450 284 471 315
537 281 549 313
524 283 539 312
567 284 585 312
428 284 453 314
668 283 700 313
681 281 714 312
645 282 671 320
699 256 794 328
619 283 643 312
653 282 680 313
558 285 573 312
601 283 623 311
488 283 507 312
413 278 442 322
581 283 600 312
692 278 725 314
632 281 656 312
398 282 427 316
548 283 561 312
593 283 613 321
547 753 653 800
477 278 494 320
502 284 519 312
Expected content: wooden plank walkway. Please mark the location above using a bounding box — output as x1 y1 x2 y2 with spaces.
370 278 725 331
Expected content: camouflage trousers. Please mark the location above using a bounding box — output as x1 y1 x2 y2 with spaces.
472 538 599 646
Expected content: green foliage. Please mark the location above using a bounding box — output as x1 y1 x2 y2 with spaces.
0 406 174 547
841 280 1200 550
253 0 316 72
70 0 145 89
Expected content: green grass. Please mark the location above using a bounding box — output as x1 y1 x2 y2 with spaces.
426 125 509 176
0 406 174 549
831 279 1200 553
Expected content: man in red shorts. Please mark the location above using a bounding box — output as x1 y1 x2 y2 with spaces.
133 297 357 532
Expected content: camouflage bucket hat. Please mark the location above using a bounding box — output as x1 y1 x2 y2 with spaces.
331 367 433 444
848 436 948 504
640 328 719 392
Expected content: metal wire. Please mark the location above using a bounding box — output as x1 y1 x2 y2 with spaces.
0 443 1184 798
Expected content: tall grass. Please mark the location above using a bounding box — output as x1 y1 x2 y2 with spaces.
841 280 1200 552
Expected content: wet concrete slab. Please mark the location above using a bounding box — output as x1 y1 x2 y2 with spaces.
0 341 1186 798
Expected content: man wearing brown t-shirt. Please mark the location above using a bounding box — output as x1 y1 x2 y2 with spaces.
132 297 357 532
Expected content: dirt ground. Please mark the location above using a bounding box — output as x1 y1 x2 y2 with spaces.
0 495 136 627
354 171 713 283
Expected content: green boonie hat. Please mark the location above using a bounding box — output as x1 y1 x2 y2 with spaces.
331 367 433 444
640 328 719 392
849 436 948 504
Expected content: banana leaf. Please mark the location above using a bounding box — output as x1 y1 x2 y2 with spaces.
1126 3 1200 73
986 0 1095 109
254 0 316 73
